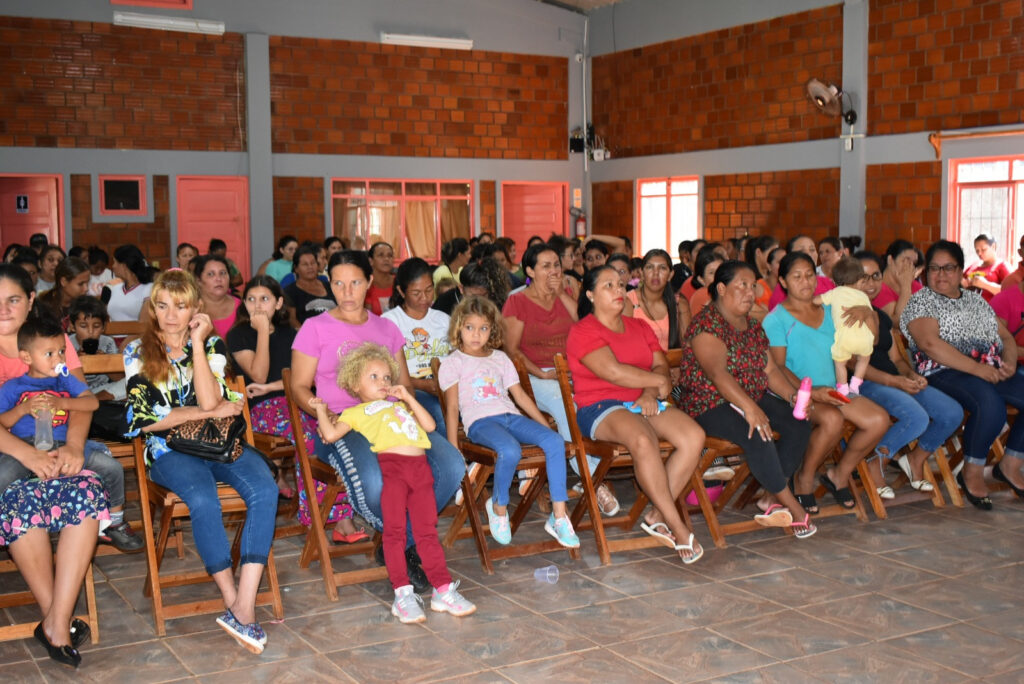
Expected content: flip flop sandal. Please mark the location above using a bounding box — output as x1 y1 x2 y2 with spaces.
675 533 704 565
791 513 817 539
332 529 370 544
754 504 793 528
819 473 856 509
640 520 676 548
794 493 818 514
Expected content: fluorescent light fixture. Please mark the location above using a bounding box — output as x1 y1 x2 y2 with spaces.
113 11 225 36
380 32 473 50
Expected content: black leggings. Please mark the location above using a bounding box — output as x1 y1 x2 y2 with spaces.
696 394 811 494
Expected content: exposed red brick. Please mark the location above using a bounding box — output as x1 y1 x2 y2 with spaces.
479 180 496 233
865 161 942 252
592 180 634 242
71 174 171 266
272 176 325 246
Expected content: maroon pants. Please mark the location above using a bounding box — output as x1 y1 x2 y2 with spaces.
379 452 452 591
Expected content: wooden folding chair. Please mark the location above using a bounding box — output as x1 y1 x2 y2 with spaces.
552 352 756 564
105 320 144 350
134 377 285 636
430 357 581 574
281 369 387 601
0 551 99 645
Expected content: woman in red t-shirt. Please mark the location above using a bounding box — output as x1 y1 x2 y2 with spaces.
567 266 705 564
365 241 395 316
962 234 1009 302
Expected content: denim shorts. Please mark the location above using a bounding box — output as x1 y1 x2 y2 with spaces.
576 399 631 439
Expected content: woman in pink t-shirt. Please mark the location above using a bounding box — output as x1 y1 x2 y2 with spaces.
871 239 924 323
567 265 706 565
290 251 464 592
193 254 242 340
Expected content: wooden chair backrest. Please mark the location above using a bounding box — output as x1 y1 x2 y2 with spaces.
79 353 125 377
105 320 144 337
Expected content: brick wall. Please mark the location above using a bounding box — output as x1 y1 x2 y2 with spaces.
272 177 324 246
703 169 841 245
864 161 942 253
869 0 1024 135
71 174 171 266
591 5 843 158
591 181 634 242
0 17 245 150
479 181 496 234
269 39 567 159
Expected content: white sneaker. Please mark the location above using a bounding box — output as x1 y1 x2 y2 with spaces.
430 580 476 617
391 585 426 624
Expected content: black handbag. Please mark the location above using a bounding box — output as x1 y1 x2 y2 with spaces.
166 415 246 463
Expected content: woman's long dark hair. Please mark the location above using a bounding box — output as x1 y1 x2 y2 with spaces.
37 256 89 314
777 251 817 292
577 265 616 319
690 245 722 289
113 244 152 284
273 235 298 260
232 275 292 332
328 249 372 279
440 238 469 266
389 257 433 309
640 249 679 348
709 260 756 302
744 235 778 279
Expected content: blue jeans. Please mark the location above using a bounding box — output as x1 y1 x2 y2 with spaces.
857 381 963 458
927 368 1024 465
528 374 600 476
415 389 447 438
466 412 568 507
148 446 277 574
316 429 464 540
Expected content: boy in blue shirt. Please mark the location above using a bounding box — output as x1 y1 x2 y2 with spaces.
0 312 142 552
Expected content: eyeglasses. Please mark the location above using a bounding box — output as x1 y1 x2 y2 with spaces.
861 272 883 281
927 263 960 274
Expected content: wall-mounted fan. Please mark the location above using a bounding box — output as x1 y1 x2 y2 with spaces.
806 78 857 125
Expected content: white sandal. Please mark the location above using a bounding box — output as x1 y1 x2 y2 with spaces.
675 533 703 565
896 455 934 492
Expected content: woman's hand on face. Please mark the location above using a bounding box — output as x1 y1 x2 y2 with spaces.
250 311 271 335
189 313 214 342
210 399 243 418
810 387 844 406
742 404 773 442
892 258 915 293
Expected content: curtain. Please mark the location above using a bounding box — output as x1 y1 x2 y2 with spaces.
441 199 470 243
405 200 437 259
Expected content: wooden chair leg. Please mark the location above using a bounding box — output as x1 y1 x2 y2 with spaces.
935 444 964 507
84 563 99 644
856 460 888 520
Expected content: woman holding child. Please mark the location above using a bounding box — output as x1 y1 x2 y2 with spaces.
124 270 278 654
762 252 888 512
568 265 705 564
290 250 465 593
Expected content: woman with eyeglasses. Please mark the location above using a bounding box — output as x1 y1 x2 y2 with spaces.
852 251 963 499
901 240 1024 509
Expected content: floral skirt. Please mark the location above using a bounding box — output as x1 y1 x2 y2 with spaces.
0 472 111 547
250 396 353 526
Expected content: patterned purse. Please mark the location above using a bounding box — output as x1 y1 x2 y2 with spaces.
166 415 246 463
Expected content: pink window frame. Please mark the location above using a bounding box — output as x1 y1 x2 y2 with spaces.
948 156 1023 265
98 174 147 217
635 176 700 258
330 179 474 263
110 0 194 9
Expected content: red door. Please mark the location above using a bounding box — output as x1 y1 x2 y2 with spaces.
0 176 61 248
177 176 250 280
501 182 567 259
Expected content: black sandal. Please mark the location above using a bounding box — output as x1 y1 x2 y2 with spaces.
819 473 856 509
34 623 81 669
794 493 818 515
992 463 1024 499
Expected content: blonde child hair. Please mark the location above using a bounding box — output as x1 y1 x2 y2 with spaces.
338 342 401 398
447 295 503 351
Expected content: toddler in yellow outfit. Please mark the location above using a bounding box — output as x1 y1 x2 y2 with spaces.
815 257 875 395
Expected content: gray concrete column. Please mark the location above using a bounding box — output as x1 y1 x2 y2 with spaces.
245 33 274 273
838 0 867 239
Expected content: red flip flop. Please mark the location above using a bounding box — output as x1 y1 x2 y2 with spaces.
332 529 370 544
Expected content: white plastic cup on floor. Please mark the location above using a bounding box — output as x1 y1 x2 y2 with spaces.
533 565 559 584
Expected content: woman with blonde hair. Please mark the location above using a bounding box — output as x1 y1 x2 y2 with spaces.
124 270 277 654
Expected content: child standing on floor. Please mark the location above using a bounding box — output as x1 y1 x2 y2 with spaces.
310 342 475 624
438 296 580 549
814 257 875 396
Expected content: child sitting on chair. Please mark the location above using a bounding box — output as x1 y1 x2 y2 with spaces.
310 342 475 624
438 296 580 549
67 295 126 401
0 311 142 552
814 256 875 396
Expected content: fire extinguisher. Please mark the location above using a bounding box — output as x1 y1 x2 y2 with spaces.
574 213 586 238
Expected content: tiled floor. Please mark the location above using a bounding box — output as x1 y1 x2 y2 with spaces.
4 482 1024 683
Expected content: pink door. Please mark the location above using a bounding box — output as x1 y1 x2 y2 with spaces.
0 176 61 248
501 182 567 259
177 176 250 280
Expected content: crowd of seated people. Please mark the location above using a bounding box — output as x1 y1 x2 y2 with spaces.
0 226 1021 668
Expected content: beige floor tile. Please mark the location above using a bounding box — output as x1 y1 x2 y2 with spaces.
786 641 969 683
164 621 316 676
639 582 784 627
610 627 776 683
883 623 1024 678
545 596 690 645
808 593 953 639
710 608 868 660
326 633 487 683
37 639 190 683
194 653 354 683
498 648 670 683
726 568 866 608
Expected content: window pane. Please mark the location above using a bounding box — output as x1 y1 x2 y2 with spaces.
1013 160 1024 181
958 186 1010 261
669 195 699 253
367 199 401 250
441 199 471 243
671 180 698 195
640 181 666 197
333 198 366 245
102 179 141 211
406 200 438 260
957 161 1009 183
332 180 364 196
441 182 471 196
369 182 402 196
639 196 667 256
406 182 436 196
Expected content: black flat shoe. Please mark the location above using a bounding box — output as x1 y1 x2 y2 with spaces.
956 472 993 510
69 618 90 649
992 463 1024 499
34 623 81 669
819 473 856 509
